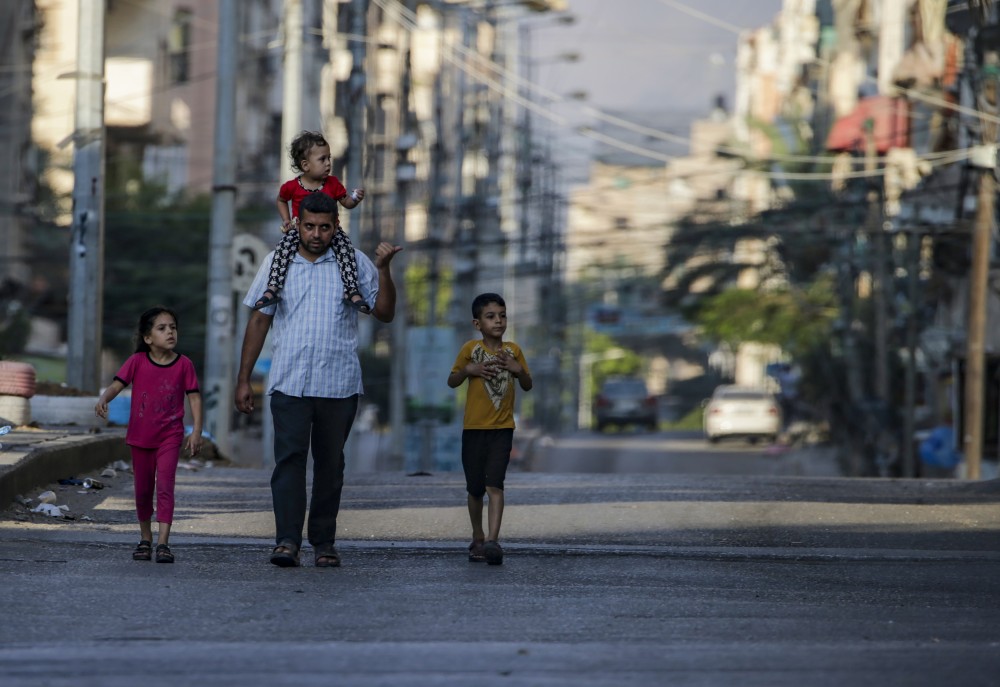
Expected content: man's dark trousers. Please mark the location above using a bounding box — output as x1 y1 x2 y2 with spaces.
270 391 359 550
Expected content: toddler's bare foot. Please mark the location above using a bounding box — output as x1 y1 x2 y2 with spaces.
253 289 280 311
346 292 371 314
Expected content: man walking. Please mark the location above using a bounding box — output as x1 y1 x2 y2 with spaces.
234 192 400 568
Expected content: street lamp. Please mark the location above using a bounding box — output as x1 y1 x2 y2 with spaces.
531 50 580 66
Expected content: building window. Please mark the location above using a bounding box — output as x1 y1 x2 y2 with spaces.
169 9 192 84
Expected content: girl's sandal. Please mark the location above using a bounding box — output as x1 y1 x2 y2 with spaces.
132 540 152 561
155 544 174 564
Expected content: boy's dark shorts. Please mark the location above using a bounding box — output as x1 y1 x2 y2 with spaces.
461 428 514 498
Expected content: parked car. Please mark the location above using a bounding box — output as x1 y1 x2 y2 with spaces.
703 385 781 444
594 377 658 432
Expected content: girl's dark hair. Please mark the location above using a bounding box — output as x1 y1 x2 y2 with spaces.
288 131 329 173
134 306 178 353
472 293 505 319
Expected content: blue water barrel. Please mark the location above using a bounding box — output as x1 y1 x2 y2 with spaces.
107 393 131 425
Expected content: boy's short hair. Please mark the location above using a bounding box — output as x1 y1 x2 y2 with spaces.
300 191 337 218
472 292 505 319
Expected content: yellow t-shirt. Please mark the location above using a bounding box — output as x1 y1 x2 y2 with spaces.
451 339 530 430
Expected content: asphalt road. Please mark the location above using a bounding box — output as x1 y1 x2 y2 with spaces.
2 464 999 686
531 429 807 475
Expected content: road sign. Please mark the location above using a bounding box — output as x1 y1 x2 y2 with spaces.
231 234 271 292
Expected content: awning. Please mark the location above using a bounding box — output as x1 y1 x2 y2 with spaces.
825 96 909 153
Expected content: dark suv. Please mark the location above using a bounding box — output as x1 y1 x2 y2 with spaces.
593 377 658 432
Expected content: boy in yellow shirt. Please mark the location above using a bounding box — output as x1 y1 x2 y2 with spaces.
448 293 532 565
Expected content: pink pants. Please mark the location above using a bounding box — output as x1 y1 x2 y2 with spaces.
130 442 181 523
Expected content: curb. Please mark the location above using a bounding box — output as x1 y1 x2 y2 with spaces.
0 434 129 509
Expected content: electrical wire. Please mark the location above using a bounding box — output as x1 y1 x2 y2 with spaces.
373 0 979 181
14 0 982 181
650 0 748 35
15 0 981 189
6 0 967 186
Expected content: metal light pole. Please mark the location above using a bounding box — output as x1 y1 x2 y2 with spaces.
203 0 238 456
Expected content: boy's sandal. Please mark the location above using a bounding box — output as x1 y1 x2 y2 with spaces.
132 540 152 561
155 544 174 564
484 540 504 566
468 540 486 563
269 543 300 568
346 293 371 314
253 290 280 311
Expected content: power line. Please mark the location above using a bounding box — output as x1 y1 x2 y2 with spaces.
373 0 978 181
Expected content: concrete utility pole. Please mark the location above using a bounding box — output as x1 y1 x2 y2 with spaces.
280 0 303 181
67 0 106 393
203 0 238 457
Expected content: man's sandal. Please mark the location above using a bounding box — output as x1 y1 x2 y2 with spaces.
253 290 280 311
269 543 300 568
155 544 174 564
468 540 486 563
132 540 152 561
314 544 341 568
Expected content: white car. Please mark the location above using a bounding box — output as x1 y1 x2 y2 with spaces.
703 385 781 444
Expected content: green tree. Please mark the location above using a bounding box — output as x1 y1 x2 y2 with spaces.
693 276 839 359
102 179 211 372
404 261 453 326
586 330 644 392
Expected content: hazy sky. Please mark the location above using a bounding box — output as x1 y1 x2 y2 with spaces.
515 0 785 170
533 0 785 114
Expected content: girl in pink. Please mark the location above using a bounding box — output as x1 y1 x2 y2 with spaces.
95 306 203 564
